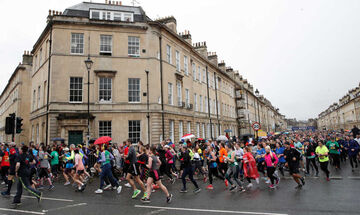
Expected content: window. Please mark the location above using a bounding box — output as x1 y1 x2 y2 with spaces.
185 89 189 107
175 51 180 71
123 13 133 22
128 36 140 56
207 123 210 139
192 63 196 81
198 66 201 82
166 45 172 64
187 122 191 134
169 120 174 142
176 81 182 106
102 11 111 20
196 123 200 138
199 95 203 112
209 99 212 114
205 96 208 113
129 120 141 143
179 121 183 139
70 77 83 102
99 121 112 137
71 33 84 54
202 123 205 138
194 93 198 111
184 56 188 75
114 12 121 21
90 10 133 22
168 83 173 105
100 35 112 54
202 69 206 83
99 77 112 102
32 90 36 110
128 78 140 102
37 86 41 108
34 55 37 71
36 124 39 145
39 48 42 66
91 11 100 19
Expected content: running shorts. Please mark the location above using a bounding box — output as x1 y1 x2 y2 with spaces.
149 169 160 181
128 163 140 176
76 170 84 175
39 168 49 178
289 164 300 174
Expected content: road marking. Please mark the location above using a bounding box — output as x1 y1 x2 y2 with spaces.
42 203 87 213
0 208 44 215
135 205 288 215
348 176 360 179
329 176 343 180
10 194 74 202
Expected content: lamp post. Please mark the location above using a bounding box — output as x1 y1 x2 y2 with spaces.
255 89 260 140
84 55 93 146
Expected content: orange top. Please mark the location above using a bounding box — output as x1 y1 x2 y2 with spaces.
219 147 228 163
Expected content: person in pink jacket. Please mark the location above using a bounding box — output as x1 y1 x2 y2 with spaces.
264 146 280 189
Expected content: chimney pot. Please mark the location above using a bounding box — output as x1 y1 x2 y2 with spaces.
52 10 55 15
48 10 51 16
105 0 108 3
120 1 122 5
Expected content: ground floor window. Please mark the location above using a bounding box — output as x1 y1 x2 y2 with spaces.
129 120 141 143
99 121 112 137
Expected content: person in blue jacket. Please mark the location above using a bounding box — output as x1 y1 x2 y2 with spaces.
344 136 359 172
275 143 286 176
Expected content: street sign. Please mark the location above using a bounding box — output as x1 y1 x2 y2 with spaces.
252 122 261 131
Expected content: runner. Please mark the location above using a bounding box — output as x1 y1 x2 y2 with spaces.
284 142 305 189
264 146 279 189
224 143 245 192
242 146 260 188
1 145 17 197
205 145 225 190
141 145 173 204
315 140 330 181
179 143 201 194
73 148 86 192
326 136 341 169
344 136 359 172
38 145 55 190
304 140 319 176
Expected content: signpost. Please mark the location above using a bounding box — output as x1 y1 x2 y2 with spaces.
252 122 261 141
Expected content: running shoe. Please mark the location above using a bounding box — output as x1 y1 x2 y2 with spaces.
255 178 259 184
104 184 112 190
1 182 5 185
229 186 237 192
206 184 214 190
246 183 253 188
224 179 228 187
170 178 176 184
295 184 302 190
37 192 43 203
64 181 71 186
95 189 103 194
117 186 122 194
124 183 131 188
238 187 246 193
315 172 319 177
48 185 55 190
166 194 173 204
153 184 160 190
11 202 22 207
300 177 305 185
275 178 280 185
326 177 330 181
141 197 151 203
132 189 141 199
203 176 207 183
269 185 275 189
180 188 188 193
265 179 271 184
1 191 10 197
194 188 201 194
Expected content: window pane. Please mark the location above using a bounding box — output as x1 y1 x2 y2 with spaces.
71 33 84 54
128 78 140 102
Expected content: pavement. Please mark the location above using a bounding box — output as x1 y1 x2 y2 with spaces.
0 162 359 215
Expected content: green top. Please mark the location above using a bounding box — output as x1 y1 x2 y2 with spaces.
227 151 238 166
326 141 340 154
315 145 329 162
102 150 111 166
50 151 59 165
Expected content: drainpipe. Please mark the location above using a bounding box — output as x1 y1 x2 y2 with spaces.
205 66 212 139
214 72 220 136
158 35 165 140
45 25 53 146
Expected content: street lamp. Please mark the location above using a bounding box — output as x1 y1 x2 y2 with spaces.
84 55 93 145
255 89 259 97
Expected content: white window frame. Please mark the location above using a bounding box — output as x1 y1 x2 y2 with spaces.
202 123 206 138
196 123 200 138
185 89 189 107
69 77 83 103
166 45 172 64
99 121 112 137
192 63 196 81
194 93 198 111
184 56 188 75
168 83 173 105
175 51 180 71
187 122 191 134
37 86 41 109
199 95 203 112
70 33 84 55
179 121 183 139
99 77 112 102
169 120 174 142
100 35 112 54
128 36 140 57
202 69 206 83
176 81 182 106
128 78 141 103
128 120 141 143
198 66 201 82
205 96 208 113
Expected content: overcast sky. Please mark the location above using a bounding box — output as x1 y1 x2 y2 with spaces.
1 0 360 120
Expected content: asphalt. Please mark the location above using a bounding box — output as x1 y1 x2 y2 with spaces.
0 162 359 215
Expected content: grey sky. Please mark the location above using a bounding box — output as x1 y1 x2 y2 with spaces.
1 0 359 120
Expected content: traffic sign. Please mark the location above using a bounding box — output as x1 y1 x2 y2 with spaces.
252 122 261 131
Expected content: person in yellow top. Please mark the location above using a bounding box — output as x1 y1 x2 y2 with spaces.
315 140 330 181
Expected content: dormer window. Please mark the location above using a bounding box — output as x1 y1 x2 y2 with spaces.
90 9 134 22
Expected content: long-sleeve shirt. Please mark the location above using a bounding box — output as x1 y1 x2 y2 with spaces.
264 152 278 167
98 150 114 166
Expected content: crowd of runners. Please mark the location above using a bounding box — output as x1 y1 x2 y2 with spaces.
0 126 360 207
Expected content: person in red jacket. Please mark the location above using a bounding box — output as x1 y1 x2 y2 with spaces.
0 144 10 184
243 146 260 188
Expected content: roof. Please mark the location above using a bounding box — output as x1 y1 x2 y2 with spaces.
63 2 145 17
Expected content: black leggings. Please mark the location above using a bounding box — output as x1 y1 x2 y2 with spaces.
165 163 173 179
349 155 358 168
319 161 330 178
181 166 199 190
330 154 340 168
266 167 277 185
306 158 319 174
208 167 224 184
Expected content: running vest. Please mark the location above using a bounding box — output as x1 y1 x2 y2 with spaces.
102 150 111 166
1 151 10 167
227 152 238 166
151 155 159 170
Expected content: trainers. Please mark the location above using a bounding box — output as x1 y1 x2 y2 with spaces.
37 192 43 203
124 183 131 188
153 184 160 190
170 178 176 184
224 180 228 187
246 183 253 188
180 188 188 193
95 189 103 194
269 184 275 189
326 177 330 181
48 185 55 190
64 181 71 186
203 177 207 183
206 184 214 190
38 185 44 190
117 186 122 194
104 184 112 190
166 194 173 203
238 187 246 193
295 184 302 190
132 189 141 199
315 172 319 177
229 186 237 192
141 197 151 203
276 178 280 185
194 188 201 194
300 177 305 185
1 191 10 197
265 179 271 184
255 178 260 184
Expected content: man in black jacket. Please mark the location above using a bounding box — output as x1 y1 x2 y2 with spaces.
284 142 305 189
179 143 201 194
351 125 360 138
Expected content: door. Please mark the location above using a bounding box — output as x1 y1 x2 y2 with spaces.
68 130 83 147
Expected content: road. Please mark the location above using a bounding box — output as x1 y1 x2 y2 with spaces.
0 163 359 215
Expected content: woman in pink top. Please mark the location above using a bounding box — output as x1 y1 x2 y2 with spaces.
73 149 86 192
264 146 279 189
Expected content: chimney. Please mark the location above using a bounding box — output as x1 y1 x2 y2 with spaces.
156 16 177 33
105 0 108 4
208 52 218 65
22 50 33 65
218 60 225 72
194 41 207 57
226 67 234 77
180 30 192 45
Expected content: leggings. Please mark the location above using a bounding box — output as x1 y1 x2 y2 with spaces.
277 162 285 176
208 167 224 184
181 166 199 190
306 158 319 174
266 167 277 185
194 161 206 176
319 161 330 178
165 163 173 179
218 162 228 177
349 155 358 168
225 165 243 187
330 154 340 168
